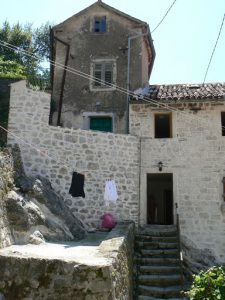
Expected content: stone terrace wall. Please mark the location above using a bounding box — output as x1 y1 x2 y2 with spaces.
0 222 135 300
7 81 140 228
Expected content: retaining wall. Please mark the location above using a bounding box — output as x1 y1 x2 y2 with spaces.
8 81 140 228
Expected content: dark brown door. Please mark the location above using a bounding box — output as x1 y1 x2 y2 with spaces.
163 189 173 225
147 173 173 225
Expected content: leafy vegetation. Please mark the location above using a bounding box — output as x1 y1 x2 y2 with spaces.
0 21 52 146
0 56 26 79
185 266 225 300
0 21 51 88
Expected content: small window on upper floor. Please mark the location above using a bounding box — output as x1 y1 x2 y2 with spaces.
94 16 107 33
155 113 172 138
221 112 225 136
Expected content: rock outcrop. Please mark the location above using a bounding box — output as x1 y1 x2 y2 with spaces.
0 147 86 247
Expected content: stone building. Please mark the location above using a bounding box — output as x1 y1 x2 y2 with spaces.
130 82 225 263
3 3 225 295
51 0 155 133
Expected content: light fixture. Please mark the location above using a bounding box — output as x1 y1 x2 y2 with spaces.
158 161 163 171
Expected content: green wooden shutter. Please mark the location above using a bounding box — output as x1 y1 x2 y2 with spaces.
90 117 112 132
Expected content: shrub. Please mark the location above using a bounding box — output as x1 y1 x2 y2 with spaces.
185 266 225 300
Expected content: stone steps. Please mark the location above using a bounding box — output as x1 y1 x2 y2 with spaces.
136 241 178 249
140 249 179 258
134 225 184 300
138 285 182 298
136 235 178 243
139 265 180 275
138 295 186 300
139 274 181 286
136 257 180 266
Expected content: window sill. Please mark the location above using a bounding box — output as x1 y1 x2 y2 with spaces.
90 86 116 92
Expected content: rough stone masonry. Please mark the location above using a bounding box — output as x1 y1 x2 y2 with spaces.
7 80 140 229
0 148 135 300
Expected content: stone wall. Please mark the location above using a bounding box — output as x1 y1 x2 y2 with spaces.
0 222 135 300
99 222 135 300
0 150 14 249
51 2 151 133
8 81 140 228
130 103 225 264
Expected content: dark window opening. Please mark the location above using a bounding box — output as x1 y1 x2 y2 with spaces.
155 114 172 138
94 16 106 33
223 177 225 202
221 112 225 136
93 63 113 87
90 117 112 132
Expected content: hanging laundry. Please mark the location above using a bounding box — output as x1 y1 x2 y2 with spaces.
69 172 85 198
104 179 118 206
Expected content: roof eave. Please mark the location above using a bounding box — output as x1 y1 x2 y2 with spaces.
146 25 156 80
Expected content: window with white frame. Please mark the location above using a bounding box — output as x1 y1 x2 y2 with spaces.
90 60 116 90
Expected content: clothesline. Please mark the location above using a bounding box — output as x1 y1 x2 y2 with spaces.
69 172 119 206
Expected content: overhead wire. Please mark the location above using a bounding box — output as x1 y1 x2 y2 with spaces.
0 41 224 158
0 39 225 166
203 13 225 84
0 39 224 136
0 41 190 166
0 39 224 170
151 0 178 34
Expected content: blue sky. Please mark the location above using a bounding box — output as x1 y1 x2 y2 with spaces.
0 0 224 84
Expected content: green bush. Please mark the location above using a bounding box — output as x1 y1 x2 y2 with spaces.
186 266 225 300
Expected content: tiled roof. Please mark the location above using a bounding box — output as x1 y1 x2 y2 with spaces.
133 83 225 102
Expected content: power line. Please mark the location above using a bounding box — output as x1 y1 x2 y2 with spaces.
0 41 224 170
0 40 225 135
203 13 225 84
151 0 178 34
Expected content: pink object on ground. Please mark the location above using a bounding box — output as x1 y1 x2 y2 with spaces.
101 213 117 229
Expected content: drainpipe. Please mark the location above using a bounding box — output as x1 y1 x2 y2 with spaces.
49 26 54 90
126 32 148 134
54 37 70 126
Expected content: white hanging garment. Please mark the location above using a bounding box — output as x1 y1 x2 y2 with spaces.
104 180 118 205
110 180 118 202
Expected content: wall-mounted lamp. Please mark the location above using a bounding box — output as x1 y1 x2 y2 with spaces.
158 161 163 171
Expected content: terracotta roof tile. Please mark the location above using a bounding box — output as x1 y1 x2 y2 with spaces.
133 83 225 102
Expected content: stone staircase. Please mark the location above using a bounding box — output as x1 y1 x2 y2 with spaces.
134 225 186 300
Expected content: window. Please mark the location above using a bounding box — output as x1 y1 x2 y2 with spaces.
221 112 225 136
155 114 172 138
223 177 225 201
90 60 116 90
94 16 107 33
90 117 112 132
94 63 112 87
